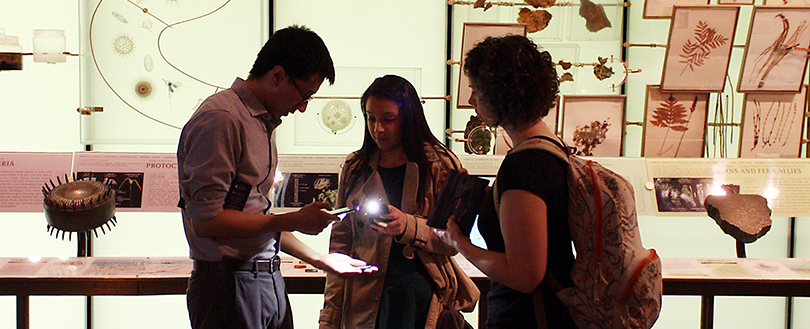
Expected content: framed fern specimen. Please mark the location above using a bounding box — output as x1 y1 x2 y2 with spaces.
660 6 739 92
642 0 709 19
560 95 626 157
739 86 808 158
738 7 810 93
642 85 709 158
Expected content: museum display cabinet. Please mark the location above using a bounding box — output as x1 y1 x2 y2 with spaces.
1 1 809 328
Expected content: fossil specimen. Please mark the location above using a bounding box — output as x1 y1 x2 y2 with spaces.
705 184 772 244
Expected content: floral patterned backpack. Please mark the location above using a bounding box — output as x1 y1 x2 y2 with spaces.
496 135 663 329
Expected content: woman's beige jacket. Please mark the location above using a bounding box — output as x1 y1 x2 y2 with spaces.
318 145 479 329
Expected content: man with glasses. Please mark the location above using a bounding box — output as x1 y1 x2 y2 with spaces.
178 25 374 329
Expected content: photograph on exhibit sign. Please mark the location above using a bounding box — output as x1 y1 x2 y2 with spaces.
738 86 808 158
642 85 709 158
560 95 626 157
76 172 144 208
653 177 713 213
272 173 339 208
660 6 739 92
737 7 810 93
457 23 527 109
642 0 709 19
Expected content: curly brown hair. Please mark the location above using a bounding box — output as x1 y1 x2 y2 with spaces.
463 35 559 128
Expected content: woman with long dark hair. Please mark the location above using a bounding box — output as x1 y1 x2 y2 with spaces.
319 75 478 329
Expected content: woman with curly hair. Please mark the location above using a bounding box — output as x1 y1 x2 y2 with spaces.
436 35 576 328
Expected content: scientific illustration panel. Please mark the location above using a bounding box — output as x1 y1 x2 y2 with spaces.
81 0 266 144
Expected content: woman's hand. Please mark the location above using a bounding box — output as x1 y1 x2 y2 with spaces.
371 205 407 236
433 215 471 252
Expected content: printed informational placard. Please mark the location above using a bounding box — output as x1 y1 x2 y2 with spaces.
647 158 810 216
72 152 179 212
0 152 73 212
272 155 345 212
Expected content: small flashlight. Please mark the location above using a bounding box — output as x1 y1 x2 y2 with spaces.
364 198 390 222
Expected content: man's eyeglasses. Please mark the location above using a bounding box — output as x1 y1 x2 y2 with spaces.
289 76 314 104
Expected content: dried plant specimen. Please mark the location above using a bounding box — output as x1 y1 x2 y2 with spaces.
572 118 611 156
526 0 556 8
593 56 614 80
560 72 574 82
517 8 553 33
557 60 572 70
749 99 798 151
651 94 698 156
678 21 729 74
579 0 611 33
474 0 493 11
748 15 809 89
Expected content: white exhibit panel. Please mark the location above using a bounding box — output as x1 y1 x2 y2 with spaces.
79 0 268 145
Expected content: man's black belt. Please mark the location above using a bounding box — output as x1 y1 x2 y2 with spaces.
193 255 281 274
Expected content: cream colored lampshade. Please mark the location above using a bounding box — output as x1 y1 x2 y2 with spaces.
33 29 66 63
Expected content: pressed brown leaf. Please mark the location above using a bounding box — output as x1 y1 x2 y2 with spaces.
517 8 553 33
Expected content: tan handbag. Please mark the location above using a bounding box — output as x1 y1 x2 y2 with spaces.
436 257 479 329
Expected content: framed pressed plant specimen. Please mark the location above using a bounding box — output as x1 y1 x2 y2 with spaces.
738 86 808 158
457 23 527 109
737 7 810 93
642 0 709 19
763 0 810 5
642 85 709 158
560 95 626 157
660 6 739 92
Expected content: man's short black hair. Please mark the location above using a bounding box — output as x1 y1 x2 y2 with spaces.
249 25 335 85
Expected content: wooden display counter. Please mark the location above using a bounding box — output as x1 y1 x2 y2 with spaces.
1 256 809 329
